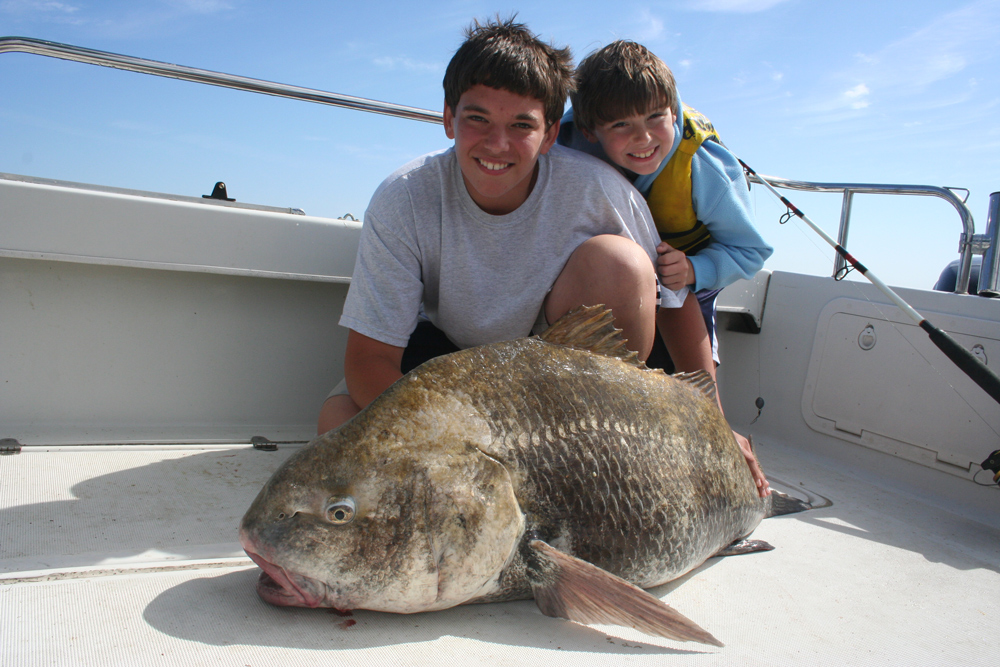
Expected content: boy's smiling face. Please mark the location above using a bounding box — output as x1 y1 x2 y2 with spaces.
584 106 675 176
444 84 559 215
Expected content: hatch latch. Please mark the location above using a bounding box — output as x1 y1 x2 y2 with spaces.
251 436 278 451
1 438 23 455
981 449 1000 486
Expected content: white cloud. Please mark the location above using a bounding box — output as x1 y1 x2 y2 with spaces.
0 0 80 14
634 8 666 41
849 1 997 92
844 84 869 98
167 0 232 13
803 1 999 121
683 0 794 13
372 56 442 74
1 0 235 34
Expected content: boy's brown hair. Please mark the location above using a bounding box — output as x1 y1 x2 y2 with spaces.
571 40 676 132
443 16 573 128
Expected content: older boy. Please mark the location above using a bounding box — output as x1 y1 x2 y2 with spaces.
318 19 676 432
559 40 772 495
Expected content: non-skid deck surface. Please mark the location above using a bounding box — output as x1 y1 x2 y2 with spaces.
1 441 996 666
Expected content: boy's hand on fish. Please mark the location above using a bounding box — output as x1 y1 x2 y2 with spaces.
735 431 770 497
656 242 695 290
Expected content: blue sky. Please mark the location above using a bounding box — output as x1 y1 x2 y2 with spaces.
2 0 998 291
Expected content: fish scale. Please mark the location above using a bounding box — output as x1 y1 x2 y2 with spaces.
435 335 764 593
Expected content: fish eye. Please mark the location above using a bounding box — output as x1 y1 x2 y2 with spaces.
325 497 356 524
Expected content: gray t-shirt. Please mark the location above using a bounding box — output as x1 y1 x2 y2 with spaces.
339 144 665 350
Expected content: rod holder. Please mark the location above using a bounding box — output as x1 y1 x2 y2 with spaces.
978 192 1000 297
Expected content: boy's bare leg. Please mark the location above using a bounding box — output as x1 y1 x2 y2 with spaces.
545 234 657 360
657 295 769 496
656 294 714 379
317 394 361 435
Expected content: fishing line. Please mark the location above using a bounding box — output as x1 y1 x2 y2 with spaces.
745 188 835 428
739 158 1000 411
748 186 764 428
744 162 1000 442
741 162 1000 445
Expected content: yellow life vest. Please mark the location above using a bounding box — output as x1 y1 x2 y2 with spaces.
645 105 721 254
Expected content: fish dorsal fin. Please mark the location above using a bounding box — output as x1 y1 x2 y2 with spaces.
673 370 718 402
539 305 645 368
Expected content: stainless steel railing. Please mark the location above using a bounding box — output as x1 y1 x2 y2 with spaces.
0 36 444 124
743 173 979 294
2 36 987 294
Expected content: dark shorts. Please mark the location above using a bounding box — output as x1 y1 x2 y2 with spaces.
338 292 721 396
405 289 721 376
646 288 721 373
400 320 461 373
327 320 461 399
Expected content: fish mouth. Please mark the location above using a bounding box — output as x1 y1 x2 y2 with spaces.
241 532 339 610
243 549 321 608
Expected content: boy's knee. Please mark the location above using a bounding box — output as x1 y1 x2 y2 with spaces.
547 234 656 359
547 234 656 323
563 234 655 289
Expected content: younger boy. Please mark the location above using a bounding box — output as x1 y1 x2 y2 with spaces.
558 40 773 371
318 19 678 433
559 40 772 495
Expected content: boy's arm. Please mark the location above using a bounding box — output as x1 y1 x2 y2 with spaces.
686 142 773 292
344 329 405 411
317 330 404 434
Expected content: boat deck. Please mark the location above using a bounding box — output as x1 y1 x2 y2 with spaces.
2 437 996 666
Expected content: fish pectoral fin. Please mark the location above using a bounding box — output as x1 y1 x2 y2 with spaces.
525 539 723 647
714 538 774 557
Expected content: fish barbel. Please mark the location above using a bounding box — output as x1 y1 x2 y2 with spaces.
239 305 773 646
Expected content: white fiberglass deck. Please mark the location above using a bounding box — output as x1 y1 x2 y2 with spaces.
2 438 996 666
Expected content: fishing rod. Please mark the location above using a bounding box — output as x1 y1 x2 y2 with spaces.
738 158 1000 408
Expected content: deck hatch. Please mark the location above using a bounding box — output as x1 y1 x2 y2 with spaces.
802 297 1000 477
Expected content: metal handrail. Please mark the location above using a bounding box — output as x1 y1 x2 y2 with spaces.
745 173 977 295
0 36 444 124
3 37 981 293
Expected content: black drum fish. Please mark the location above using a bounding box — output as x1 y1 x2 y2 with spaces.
240 306 775 646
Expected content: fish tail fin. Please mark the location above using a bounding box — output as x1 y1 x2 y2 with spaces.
767 489 827 517
525 539 723 647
